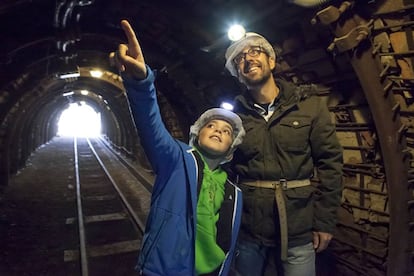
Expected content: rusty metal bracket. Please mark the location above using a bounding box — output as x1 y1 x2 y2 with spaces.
327 20 374 53
311 1 353 25
397 124 408 142
383 81 394 97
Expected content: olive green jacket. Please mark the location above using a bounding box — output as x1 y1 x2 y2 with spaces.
230 78 343 248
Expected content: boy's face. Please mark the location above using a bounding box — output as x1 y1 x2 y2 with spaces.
198 119 234 157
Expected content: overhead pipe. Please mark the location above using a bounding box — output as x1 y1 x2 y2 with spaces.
53 0 67 28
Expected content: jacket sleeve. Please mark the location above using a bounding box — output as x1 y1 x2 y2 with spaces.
310 97 343 234
122 66 181 175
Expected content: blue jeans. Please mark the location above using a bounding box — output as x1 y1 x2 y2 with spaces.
234 240 315 276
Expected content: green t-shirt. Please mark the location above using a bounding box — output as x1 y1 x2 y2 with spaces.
195 158 227 275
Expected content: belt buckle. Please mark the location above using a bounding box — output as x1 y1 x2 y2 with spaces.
280 178 287 190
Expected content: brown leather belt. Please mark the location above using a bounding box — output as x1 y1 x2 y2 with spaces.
241 179 311 261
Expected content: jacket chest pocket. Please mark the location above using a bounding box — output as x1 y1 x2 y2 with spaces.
276 117 311 152
238 120 266 156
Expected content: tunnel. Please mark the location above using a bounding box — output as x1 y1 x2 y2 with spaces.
1 0 414 275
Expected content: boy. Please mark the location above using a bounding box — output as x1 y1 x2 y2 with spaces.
110 20 245 276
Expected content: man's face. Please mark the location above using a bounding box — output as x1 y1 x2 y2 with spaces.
234 46 275 87
197 119 234 157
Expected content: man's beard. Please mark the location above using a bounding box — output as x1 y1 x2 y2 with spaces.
242 69 272 87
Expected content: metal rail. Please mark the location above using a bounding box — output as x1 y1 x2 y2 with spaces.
71 136 147 275
74 136 89 276
97 137 153 193
86 137 146 232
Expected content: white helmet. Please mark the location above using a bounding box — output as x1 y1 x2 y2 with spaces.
225 32 276 77
189 108 245 162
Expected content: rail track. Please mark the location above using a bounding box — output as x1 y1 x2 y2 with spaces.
63 136 152 276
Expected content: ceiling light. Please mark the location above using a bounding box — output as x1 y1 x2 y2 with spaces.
220 102 234 110
228 24 246 42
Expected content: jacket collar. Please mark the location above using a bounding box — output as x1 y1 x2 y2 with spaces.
234 78 300 111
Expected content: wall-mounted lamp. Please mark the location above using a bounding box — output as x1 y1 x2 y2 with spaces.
90 70 103 78
59 72 80 79
58 65 80 79
63 91 75 97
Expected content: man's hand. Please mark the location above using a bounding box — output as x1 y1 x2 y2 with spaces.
312 231 333 253
109 20 147 80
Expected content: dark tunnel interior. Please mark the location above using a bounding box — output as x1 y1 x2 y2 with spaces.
1 0 414 275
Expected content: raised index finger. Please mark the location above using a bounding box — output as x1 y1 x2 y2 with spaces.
121 20 141 57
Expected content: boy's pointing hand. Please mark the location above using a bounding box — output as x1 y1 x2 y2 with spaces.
109 20 147 80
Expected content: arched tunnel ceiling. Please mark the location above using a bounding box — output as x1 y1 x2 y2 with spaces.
1 0 411 173
1 0 411 140
0 0 332 117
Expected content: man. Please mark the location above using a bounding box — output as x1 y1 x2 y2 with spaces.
224 32 343 275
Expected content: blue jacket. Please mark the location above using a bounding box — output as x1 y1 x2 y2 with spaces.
123 67 243 276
